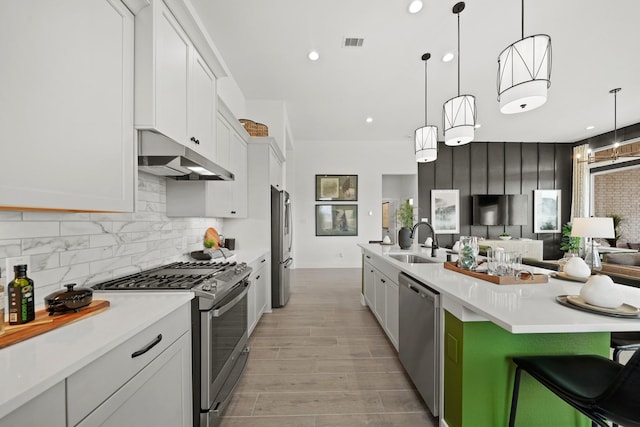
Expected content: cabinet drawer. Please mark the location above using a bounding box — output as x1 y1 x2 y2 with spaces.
67 303 190 426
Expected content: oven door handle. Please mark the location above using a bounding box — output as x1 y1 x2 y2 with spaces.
212 284 250 317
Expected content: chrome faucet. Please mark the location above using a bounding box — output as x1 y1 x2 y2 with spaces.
410 222 439 257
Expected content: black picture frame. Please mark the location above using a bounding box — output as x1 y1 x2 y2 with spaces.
315 204 358 236
315 175 358 201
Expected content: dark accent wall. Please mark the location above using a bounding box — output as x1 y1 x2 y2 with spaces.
418 142 573 260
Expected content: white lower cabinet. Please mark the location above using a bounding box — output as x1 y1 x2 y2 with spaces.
67 303 192 426
248 254 269 335
362 253 399 350
75 333 191 427
0 381 65 427
363 257 376 308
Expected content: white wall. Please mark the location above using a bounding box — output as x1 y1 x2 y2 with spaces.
290 139 416 268
0 172 222 304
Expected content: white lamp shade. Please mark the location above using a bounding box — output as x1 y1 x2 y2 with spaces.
415 125 438 162
571 217 615 238
498 34 551 114
443 95 476 146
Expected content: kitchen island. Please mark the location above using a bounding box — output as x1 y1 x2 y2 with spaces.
359 243 640 427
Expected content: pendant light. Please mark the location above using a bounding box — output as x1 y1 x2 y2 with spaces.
497 0 552 114
443 2 476 146
415 53 438 162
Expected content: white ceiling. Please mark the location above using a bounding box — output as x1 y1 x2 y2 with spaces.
191 0 640 144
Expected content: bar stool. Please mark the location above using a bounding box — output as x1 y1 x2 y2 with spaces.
611 331 640 362
508 349 640 427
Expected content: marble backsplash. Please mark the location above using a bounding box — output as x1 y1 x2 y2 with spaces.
0 172 222 304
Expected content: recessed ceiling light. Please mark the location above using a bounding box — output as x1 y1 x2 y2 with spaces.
586 125 595 130
308 50 319 61
442 52 454 62
365 117 373 123
408 0 423 14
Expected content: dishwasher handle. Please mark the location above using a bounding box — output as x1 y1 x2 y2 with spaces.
408 283 436 301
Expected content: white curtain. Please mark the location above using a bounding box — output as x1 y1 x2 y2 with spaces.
570 144 590 220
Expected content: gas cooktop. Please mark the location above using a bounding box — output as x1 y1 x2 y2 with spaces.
91 261 246 291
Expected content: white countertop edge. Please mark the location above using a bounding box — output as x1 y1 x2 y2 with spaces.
0 292 193 419
360 243 640 334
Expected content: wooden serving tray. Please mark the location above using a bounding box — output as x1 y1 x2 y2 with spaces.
0 300 110 350
443 262 548 285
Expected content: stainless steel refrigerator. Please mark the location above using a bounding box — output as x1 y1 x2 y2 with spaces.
271 186 292 308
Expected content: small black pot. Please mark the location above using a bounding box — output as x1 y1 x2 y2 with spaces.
44 284 93 315
398 227 413 249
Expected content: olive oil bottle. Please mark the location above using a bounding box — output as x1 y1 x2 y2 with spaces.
8 264 35 325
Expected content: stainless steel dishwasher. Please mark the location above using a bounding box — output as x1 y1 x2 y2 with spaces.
399 272 440 416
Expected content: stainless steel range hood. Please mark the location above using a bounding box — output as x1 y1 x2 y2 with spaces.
138 131 234 181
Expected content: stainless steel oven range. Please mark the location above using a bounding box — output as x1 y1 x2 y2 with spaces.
92 260 252 427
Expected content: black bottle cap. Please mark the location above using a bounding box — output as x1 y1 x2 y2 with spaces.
14 264 27 274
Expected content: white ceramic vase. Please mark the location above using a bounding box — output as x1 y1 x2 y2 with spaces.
580 275 623 308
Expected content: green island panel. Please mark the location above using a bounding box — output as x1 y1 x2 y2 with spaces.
444 310 609 427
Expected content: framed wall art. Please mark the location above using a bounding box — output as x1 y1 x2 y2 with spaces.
534 189 561 233
315 204 358 236
431 189 460 234
315 175 358 201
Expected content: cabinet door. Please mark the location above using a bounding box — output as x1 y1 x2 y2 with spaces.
230 134 248 217
374 271 386 324
269 148 283 189
0 381 65 427
77 332 192 427
248 257 268 336
247 276 257 336
254 259 268 318
0 0 134 211
363 257 376 308
215 114 231 170
189 50 216 159
385 280 399 351
147 0 189 144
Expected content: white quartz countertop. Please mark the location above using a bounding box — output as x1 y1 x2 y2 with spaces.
0 292 193 419
360 243 640 334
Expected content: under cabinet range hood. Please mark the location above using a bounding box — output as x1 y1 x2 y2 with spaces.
137 130 234 181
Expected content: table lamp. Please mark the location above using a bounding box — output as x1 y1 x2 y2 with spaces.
571 217 615 271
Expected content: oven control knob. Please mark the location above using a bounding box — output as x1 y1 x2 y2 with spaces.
202 279 216 291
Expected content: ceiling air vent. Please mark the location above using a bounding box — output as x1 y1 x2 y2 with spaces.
343 37 364 47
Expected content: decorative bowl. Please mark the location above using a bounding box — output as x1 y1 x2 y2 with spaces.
499 236 512 240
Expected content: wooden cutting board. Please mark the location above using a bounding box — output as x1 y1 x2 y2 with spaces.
443 262 548 285
0 300 110 350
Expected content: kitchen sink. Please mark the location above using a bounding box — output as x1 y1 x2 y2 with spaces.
388 254 439 264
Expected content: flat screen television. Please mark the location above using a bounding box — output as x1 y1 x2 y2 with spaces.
472 194 528 226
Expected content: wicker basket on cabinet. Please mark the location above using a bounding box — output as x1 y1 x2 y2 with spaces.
239 119 269 137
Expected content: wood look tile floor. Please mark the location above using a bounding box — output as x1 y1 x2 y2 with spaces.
220 268 438 427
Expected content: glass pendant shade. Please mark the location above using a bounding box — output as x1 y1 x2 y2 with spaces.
443 94 476 146
415 125 438 162
498 34 551 114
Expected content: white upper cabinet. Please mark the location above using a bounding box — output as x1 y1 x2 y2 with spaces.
135 0 216 159
0 0 135 212
188 50 216 160
165 103 248 218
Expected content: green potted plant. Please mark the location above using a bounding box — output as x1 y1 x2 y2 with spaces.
396 200 414 249
499 232 511 240
560 222 580 255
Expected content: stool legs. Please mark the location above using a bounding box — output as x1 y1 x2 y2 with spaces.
508 367 522 427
